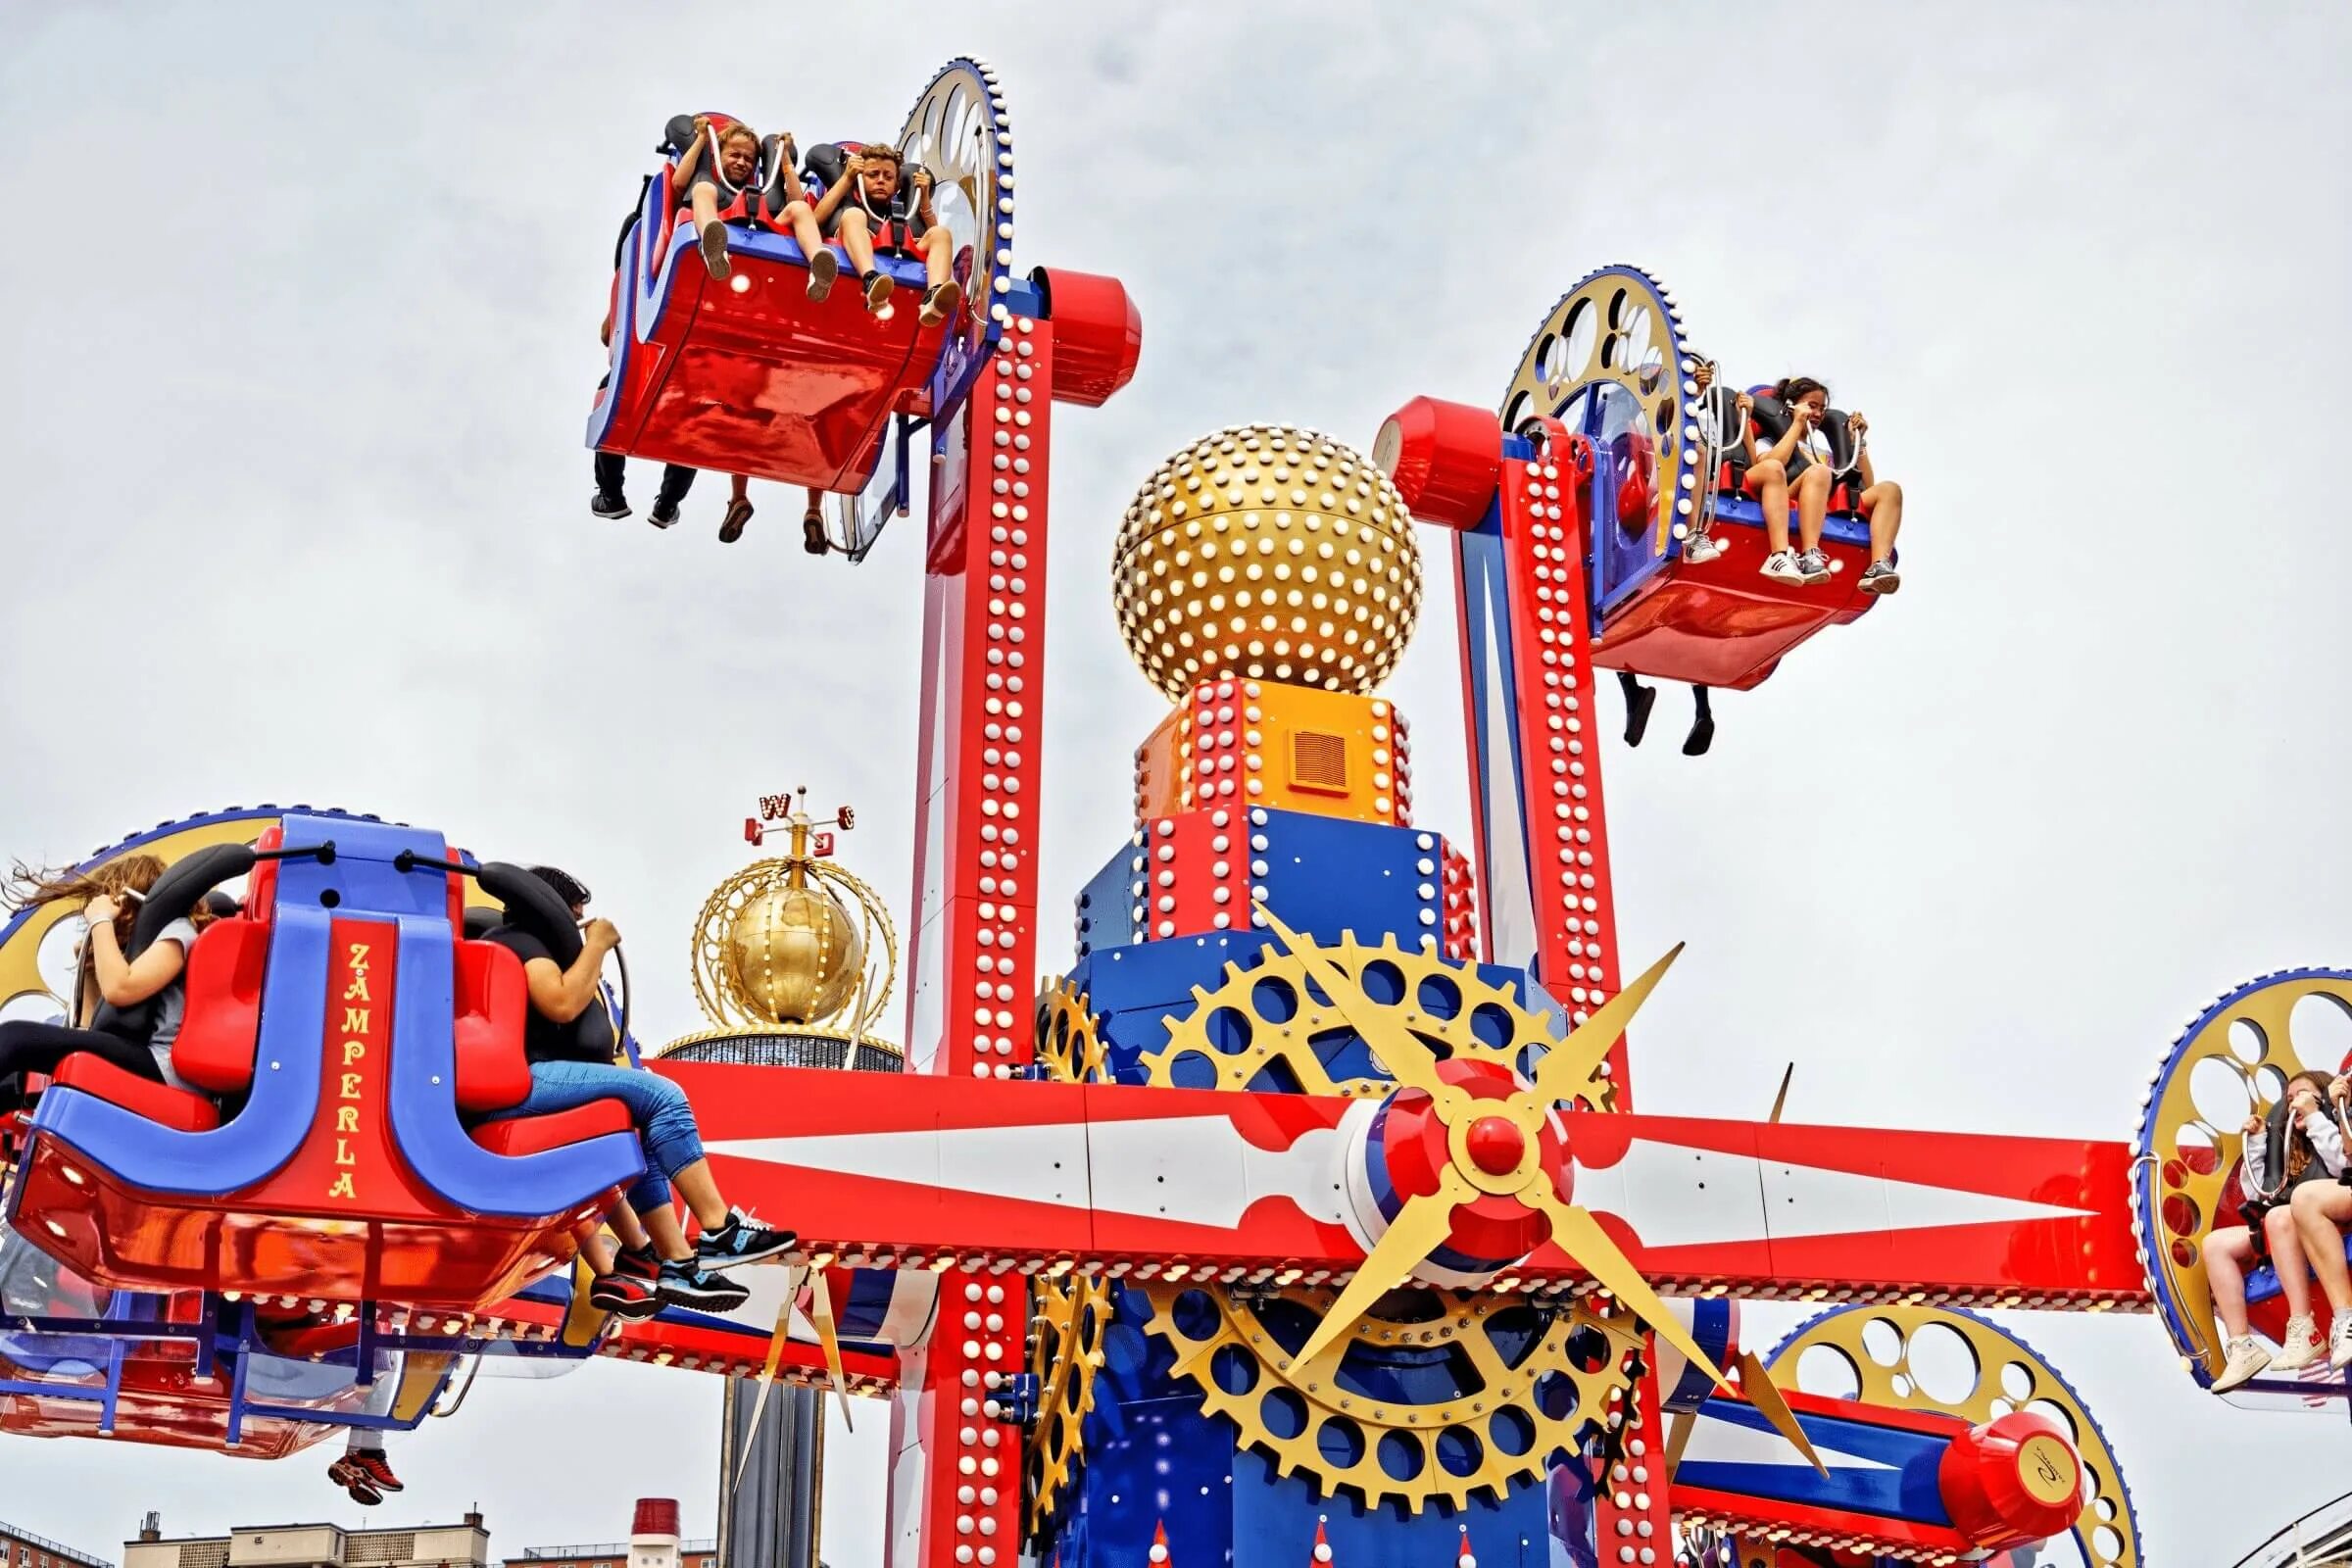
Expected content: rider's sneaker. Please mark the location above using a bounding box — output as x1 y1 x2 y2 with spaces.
1761 550 1804 584
2212 1334 2273 1393
1859 560 1901 595
2275 1314 2324 1370
2332 1314 2352 1370
699 219 732 280
349 1450 403 1493
589 1269 662 1321
862 270 896 317
327 1455 386 1506
807 247 839 304
1684 532 1723 564
648 498 682 530
591 492 630 520
658 1259 752 1311
919 279 963 328
696 1207 797 1271
1795 548 1832 584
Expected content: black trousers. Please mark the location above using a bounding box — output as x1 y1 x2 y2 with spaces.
593 451 696 508
0 1021 165 1106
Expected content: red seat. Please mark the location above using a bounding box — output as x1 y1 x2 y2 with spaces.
48 1054 220 1133
470 1099 633 1157
452 940 531 1114
172 918 268 1096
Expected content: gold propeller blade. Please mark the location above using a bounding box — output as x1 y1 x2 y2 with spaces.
1522 1183 1728 1394
1530 943 1684 1107
1769 1062 1795 1124
1290 1167 1476 1369
807 1262 855 1433
1255 903 1463 1114
1663 1408 1696 1482
1737 1349 1825 1476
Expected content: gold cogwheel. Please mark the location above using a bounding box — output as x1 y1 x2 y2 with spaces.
1138 931 1614 1109
1033 979 1108 1084
1023 1272 1115 1540
1764 1304 2140 1568
1141 1280 1640 1511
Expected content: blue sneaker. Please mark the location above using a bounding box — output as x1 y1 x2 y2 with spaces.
695 1207 797 1272
658 1258 751 1311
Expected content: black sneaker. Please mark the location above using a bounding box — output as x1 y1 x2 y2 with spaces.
807 247 838 304
658 1259 752 1310
695 1207 797 1271
589 1269 662 1320
591 492 630 520
648 498 682 530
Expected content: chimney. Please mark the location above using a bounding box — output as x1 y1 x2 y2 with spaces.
138 1515 162 1544
464 1510 485 1530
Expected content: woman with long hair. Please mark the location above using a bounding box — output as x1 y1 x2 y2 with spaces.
0 854 215 1106
1707 370 1905 593
2202 1068 2348 1391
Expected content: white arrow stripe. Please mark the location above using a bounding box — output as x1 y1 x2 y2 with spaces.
1575 1139 2092 1250
1683 1407 1895 1472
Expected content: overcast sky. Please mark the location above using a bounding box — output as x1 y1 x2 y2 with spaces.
2 3 2348 1564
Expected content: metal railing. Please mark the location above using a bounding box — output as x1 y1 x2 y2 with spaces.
0 1526 116 1568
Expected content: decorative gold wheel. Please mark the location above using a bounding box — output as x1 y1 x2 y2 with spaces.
1499 267 1695 557
1033 979 1108 1084
1141 1278 1640 1511
1137 930 1612 1109
1022 1272 1114 1538
2132 969 2352 1386
1761 1304 2140 1568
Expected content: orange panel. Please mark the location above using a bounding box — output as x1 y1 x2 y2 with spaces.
1129 679 1413 827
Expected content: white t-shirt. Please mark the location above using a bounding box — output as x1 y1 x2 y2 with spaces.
143 917 200 1090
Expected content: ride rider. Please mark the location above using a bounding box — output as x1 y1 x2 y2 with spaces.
672 116 762 281
2289 1072 2352 1370
1699 368 1903 595
593 199 698 530
487 866 794 1310
778 141 963 329
0 856 212 1108
2202 1069 2348 1391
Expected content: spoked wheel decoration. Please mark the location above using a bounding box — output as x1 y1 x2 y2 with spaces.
1499 266 1697 559
1752 1303 2142 1568
2132 969 2352 1386
897 58 1015 345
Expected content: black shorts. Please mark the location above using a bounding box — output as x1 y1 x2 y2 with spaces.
818 208 924 253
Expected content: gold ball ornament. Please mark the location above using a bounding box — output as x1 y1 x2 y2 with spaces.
722 881 865 1027
1112 423 1423 700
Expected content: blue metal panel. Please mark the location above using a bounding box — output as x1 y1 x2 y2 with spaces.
1250 809 1449 951
1073 840 1143 958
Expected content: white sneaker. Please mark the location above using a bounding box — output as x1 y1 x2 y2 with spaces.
1795 548 1833 585
2212 1334 2272 1393
2332 1315 2352 1370
2275 1314 2323 1370
1685 533 1724 564
1761 550 1804 584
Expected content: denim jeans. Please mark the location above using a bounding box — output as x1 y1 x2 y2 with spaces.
516 1059 705 1212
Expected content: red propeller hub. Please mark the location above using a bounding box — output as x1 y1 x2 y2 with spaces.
1465 1114 1527 1176
1350 1058 1573 1277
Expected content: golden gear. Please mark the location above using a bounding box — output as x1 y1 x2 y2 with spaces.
1138 931 1613 1110
1135 933 1636 1508
1140 1279 1641 1511
1022 1272 1115 1539
1763 1304 2139 1568
1034 980 1108 1084
2134 969 2352 1387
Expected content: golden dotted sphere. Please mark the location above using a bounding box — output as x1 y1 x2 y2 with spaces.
1111 423 1423 701
723 881 864 1026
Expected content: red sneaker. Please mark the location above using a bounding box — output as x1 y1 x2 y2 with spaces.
326 1455 386 1505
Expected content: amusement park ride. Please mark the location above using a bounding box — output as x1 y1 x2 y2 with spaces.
2 53 2348 1568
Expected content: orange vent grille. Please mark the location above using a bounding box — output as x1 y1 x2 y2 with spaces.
1291 731 1348 793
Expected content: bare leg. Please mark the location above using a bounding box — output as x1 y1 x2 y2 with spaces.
573 1221 616 1276
638 1201 695 1263
2203 1225 2260 1337
921 226 951 291
606 1203 652 1253
688 183 729 279
915 229 961 326
1792 464 1832 555
731 473 750 506
720 474 753 542
2292 1183 2352 1310
1746 461 1789 555
1859 480 1903 564
836 208 877 277
2264 1203 2316 1320
780 200 837 301
670 1157 732 1232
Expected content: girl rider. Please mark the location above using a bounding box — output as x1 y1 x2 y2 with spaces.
2203 1069 2348 1392
0 855 212 1106
2290 1072 2352 1369
1696 368 1904 594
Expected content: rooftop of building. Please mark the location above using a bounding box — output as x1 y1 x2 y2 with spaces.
0 1523 114 1568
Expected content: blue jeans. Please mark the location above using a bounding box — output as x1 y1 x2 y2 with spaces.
516 1059 706 1213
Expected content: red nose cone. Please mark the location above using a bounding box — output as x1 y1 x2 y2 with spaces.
1465 1115 1527 1176
632 1498 681 1539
